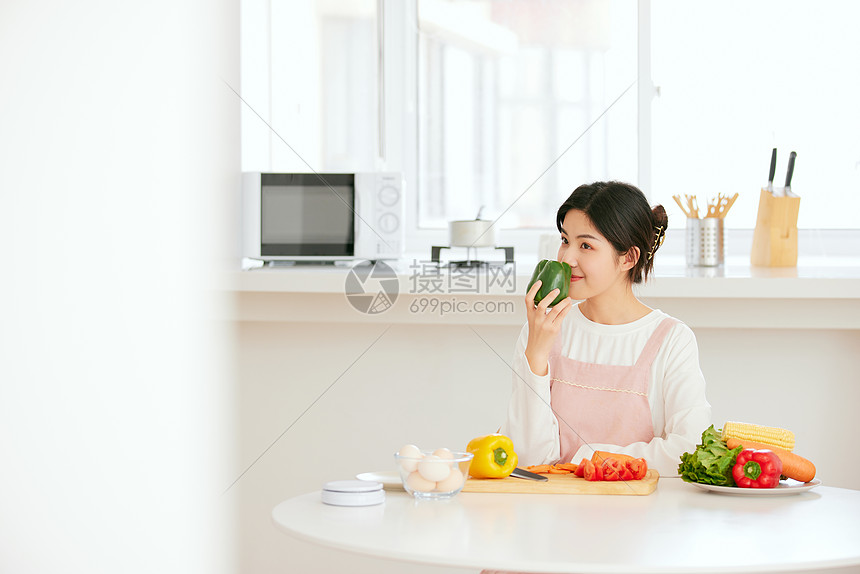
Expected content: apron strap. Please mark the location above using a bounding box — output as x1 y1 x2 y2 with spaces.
634 318 677 369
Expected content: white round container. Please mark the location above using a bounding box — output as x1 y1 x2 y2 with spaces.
321 480 385 507
449 220 496 247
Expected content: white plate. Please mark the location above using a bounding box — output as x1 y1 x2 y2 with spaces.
686 478 821 495
356 471 404 490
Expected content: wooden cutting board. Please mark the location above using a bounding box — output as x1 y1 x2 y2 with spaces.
461 469 659 495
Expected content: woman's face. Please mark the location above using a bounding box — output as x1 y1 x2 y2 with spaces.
557 209 632 300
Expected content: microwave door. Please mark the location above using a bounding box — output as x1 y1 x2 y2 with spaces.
259 173 355 259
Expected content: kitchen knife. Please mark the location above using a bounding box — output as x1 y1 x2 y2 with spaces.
784 151 797 196
767 148 777 191
510 467 549 482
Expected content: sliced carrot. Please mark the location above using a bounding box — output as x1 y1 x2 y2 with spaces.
525 464 553 474
726 438 816 482
525 463 579 475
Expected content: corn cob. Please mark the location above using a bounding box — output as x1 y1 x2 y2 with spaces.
721 422 795 451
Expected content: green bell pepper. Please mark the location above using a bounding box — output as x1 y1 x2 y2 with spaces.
527 259 571 306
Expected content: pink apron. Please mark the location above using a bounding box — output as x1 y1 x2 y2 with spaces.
479 318 677 574
549 317 676 463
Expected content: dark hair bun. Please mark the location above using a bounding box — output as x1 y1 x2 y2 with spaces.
652 204 668 229
648 204 668 264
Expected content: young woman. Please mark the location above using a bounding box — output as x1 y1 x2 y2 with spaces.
500 181 711 476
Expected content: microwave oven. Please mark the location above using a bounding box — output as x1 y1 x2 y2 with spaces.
242 172 404 263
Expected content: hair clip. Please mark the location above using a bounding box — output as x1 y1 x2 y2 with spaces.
648 225 665 260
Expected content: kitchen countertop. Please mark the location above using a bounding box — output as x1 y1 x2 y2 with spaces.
233 254 860 297
272 477 860 573
228 255 860 328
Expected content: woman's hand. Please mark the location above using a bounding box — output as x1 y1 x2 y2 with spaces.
524 280 572 376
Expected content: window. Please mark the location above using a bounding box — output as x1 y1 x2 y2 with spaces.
417 0 638 229
241 0 379 173
651 0 860 230
242 0 859 256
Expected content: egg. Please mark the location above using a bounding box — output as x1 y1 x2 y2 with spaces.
435 467 464 492
417 454 451 482
432 447 454 460
406 470 436 492
397 444 422 472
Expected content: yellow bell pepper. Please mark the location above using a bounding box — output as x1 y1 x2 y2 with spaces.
467 434 518 478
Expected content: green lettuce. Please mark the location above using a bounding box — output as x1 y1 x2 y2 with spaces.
678 425 743 486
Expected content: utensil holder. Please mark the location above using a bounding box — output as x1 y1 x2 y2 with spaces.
686 217 725 267
751 188 800 267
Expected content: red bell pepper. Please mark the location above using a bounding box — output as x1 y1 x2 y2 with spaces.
732 449 783 488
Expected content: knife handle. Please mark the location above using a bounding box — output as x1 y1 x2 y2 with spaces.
784 151 796 188
768 148 777 184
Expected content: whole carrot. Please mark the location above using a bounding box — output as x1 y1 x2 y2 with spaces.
726 438 816 482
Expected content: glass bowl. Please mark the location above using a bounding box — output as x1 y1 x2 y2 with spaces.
394 450 473 500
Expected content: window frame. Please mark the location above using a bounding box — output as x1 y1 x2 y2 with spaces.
382 0 857 260
388 0 648 257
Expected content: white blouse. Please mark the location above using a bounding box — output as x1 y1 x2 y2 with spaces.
500 304 712 476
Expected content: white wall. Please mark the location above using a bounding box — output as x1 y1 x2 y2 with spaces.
0 2 239 573
234 319 860 574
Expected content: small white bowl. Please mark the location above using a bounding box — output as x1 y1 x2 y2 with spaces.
394 450 473 500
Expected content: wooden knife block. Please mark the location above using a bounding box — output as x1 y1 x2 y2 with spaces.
751 188 800 267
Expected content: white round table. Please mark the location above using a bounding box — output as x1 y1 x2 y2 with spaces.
272 478 860 573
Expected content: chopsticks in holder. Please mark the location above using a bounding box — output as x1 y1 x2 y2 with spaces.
672 195 691 218
723 192 738 217
705 193 739 218
685 194 699 219
674 193 738 219
706 195 723 218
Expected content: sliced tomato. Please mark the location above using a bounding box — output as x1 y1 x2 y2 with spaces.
600 458 624 481
619 465 634 481
574 458 588 478
626 458 648 480
583 459 603 481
